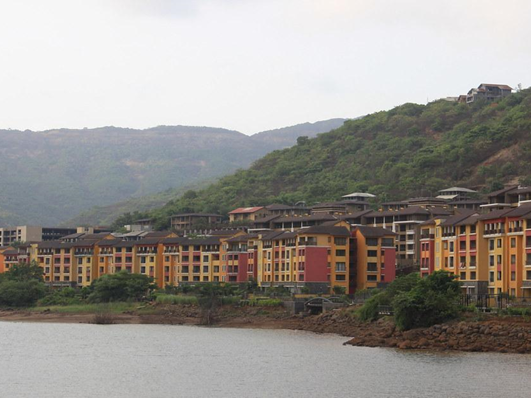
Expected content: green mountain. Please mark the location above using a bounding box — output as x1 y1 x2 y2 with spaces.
0 120 346 226
126 89 531 230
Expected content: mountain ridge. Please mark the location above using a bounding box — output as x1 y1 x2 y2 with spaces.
0 118 347 226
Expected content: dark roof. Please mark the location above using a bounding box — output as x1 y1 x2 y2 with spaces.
338 209 373 221
61 232 85 240
2 249 19 255
298 226 351 237
355 226 396 238
81 233 113 240
260 231 285 241
265 204 299 211
311 200 370 209
72 239 98 248
487 185 518 198
37 241 76 249
364 207 431 218
170 213 222 218
253 214 281 223
440 210 478 227
97 239 120 247
226 234 259 243
135 238 162 246
455 214 480 226
209 229 243 237
448 200 487 205
114 241 136 248
504 204 531 218
182 237 221 246
161 237 188 245
477 208 514 221
273 214 338 223
480 83 513 90
143 231 174 238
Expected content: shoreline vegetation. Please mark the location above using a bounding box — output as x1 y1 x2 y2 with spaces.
1 263 531 354
1 304 531 354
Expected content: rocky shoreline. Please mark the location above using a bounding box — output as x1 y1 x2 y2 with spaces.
1 306 531 354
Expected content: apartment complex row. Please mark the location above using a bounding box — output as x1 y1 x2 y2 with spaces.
419 204 531 297
0 223 396 294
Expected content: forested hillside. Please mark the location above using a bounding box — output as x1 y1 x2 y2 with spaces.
124 89 531 230
0 119 345 226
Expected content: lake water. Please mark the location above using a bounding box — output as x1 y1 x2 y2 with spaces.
0 322 530 397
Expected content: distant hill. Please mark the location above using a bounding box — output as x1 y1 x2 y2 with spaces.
0 119 347 226
252 119 348 146
125 88 531 230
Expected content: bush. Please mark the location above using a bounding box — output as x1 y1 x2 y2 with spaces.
39 287 82 306
155 294 198 305
392 271 461 330
88 272 154 303
0 280 46 307
246 298 283 307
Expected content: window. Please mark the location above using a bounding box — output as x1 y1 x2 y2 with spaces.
99 257 104 263
470 271 476 280
336 249 346 257
335 275 346 281
141 257 146 264
334 237 347 245
489 239 494 251
382 238 394 247
497 271 502 281
366 238 378 246
511 271 516 281
140 266 146 273
489 271 494 283
367 275 377 281
527 270 531 280
489 255 494 267
165 256 170 262
497 239 502 248
203 255 209 263
511 238 516 248
497 255 502 265
335 262 346 272
367 262 378 272
511 254 516 265
443 241 448 250
460 272 466 280
367 250 378 257
449 242 454 253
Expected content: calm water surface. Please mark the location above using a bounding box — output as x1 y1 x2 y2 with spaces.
0 322 530 397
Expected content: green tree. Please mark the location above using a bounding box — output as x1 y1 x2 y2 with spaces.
0 280 46 307
392 271 461 330
0 261 43 283
88 272 154 303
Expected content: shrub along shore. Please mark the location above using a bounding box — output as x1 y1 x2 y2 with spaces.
1 263 531 353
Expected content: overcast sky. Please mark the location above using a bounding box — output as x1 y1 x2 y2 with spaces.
0 0 529 135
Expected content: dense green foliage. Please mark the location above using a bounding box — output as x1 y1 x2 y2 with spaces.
0 262 46 307
38 287 82 306
0 120 345 226
358 271 461 330
87 271 155 303
133 90 531 229
392 271 461 330
358 273 420 322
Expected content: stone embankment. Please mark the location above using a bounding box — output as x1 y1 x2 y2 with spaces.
341 315 531 354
